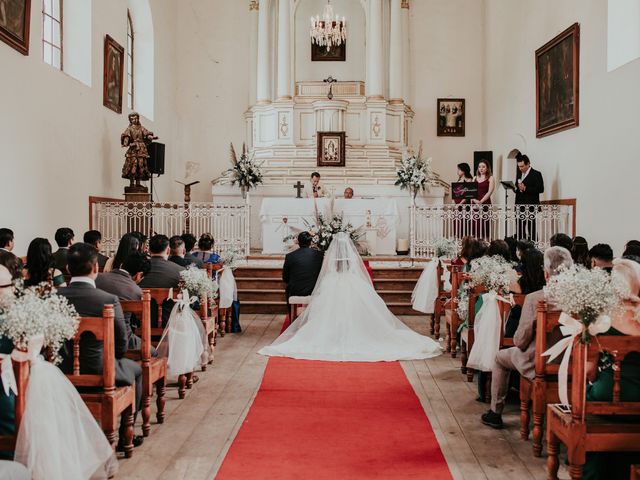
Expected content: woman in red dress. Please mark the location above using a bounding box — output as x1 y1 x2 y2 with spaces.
472 160 495 239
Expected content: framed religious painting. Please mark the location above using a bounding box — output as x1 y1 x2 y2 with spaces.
311 42 346 62
437 99 465 137
317 132 346 167
535 23 580 138
0 0 31 55
103 35 125 114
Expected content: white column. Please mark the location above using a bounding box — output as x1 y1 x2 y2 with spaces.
256 0 272 104
248 1 259 106
366 0 384 99
401 0 411 105
276 0 292 100
389 0 403 103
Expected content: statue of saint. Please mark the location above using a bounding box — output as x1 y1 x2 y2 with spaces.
121 112 157 192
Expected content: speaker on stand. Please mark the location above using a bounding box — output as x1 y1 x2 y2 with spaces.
147 142 165 203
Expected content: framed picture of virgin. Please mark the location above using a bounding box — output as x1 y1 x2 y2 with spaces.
535 23 580 138
317 132 346 167
0 0 31 55
103 35 125 114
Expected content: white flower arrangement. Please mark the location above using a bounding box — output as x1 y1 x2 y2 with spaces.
456 287 469 323
434 238 458 260
180 265 219 301
0 282 79 365
544 265 617 343
395 142 436 195
213 143 264 195
310 214 363 252
219 250 243 270
468 255 514 294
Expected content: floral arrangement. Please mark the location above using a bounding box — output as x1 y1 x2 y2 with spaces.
180 265 219 301
544 266 617 343
456 286 470 324
468 255 514 294
213 143 264 196
395 142 435 195
434 238 458 259
0 282 79 365
310 214 363 252
219 250 244 270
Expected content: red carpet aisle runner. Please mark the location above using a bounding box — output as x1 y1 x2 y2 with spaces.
216 358 452 480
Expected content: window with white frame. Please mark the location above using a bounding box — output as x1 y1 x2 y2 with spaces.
127 10 134 109
43 0 63 69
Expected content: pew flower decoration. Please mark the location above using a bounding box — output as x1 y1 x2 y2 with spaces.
434 238 458 260
0 282 79 365
395 141 435 198
468 255 514 294
212 143 264 198
180 266 219 301
456 287 469 323
544 266 617 344
219 250 244 270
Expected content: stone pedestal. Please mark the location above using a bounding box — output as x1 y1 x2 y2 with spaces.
124 193 152 235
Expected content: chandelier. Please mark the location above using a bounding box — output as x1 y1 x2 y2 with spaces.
310 0 346 52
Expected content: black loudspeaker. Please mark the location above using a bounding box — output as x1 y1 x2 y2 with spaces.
473 151 493 175
148 142 165 175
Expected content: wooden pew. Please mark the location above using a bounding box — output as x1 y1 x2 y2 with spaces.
121 290 168 437
431 261 454 338
631 464 640 480
67 305 135 457
0 355 29 453
519 302 563 456
444 267 464 358
205 263 227 337
546 335 640 480
198 293 217 368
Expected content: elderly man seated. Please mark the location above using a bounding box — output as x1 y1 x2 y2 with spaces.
481 246 574 429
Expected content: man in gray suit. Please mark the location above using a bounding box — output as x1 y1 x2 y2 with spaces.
96 251 151 350
58 243 144 448
139 234 184 327
481 246 573 429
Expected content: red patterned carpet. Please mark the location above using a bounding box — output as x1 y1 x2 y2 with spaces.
216 357 452 479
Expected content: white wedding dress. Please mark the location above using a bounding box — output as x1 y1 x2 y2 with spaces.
259 233 442 362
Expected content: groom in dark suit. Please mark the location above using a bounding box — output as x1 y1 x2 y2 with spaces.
283 232 324 301
515 154 544 241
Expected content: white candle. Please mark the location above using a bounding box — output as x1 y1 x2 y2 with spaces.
397 239 409 252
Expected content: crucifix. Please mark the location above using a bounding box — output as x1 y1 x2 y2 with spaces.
323 76 338 100
293 181 304 199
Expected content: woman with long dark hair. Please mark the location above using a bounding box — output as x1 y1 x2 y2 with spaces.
454 163 474 237
24 238 66 287
505 248 546 337
572 236 590 268
472 160 495 239
111 233 141 271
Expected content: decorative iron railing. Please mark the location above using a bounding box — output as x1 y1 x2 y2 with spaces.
89 198 250 257
410 202 575 258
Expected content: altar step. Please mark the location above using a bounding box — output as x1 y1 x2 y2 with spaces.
235 266 424 315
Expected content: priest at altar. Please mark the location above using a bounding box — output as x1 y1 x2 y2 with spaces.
259 197 399 255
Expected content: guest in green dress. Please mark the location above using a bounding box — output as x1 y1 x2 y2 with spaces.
24 238 67 288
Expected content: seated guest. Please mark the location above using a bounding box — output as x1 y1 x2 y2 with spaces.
344 187 354 199
104 232 141 273
181 233 204 268
0 266 16 459
57 243 144 449
96 251 151 350
139 235 185 327
488 239 511 263
453 236 485 268
504 248 546 337
83 230 109 270
516 239 535 261
549 232 573 251
130 231 149 254
0 228 15 254
168 236 190 267
589 243 614 273
571 235 590 268
53 227 74 273
283 231 324 302
0 250 21 280
23 238 66 287
623 240 640 258
192 233 222 266
481 246 573 429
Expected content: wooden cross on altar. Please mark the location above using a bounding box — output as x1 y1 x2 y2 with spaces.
294 181 304 198
323 76 338 100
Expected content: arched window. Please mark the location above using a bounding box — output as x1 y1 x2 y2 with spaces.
127 0 154 120
608 0 640 71
127 10 134 109
42 0 63 69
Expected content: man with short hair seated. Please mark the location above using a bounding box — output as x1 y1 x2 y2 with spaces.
53 227 75 273
57 243 144 449
589 243 614 273
168 235 190 268
283 231 324 303
84 230 110 270
481 246 574 429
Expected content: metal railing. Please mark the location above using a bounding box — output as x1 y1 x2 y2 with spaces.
410 202 575 258
90 197 250 257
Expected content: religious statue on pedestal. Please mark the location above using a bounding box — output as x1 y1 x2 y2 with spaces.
121 112 158 193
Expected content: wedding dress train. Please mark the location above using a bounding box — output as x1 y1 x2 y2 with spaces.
259 233 442 362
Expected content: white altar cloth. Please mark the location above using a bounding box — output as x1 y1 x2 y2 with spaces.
259 198 332 254
334 198 399 255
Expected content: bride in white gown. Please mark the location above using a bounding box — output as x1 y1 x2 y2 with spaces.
259 232 442 361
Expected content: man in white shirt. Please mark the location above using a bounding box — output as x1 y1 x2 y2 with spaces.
303 172 329 198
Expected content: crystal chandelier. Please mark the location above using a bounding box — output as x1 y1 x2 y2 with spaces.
310 0 346 52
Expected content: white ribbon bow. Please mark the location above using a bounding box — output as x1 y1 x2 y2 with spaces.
0 353 17 396
541 312 611 406
439 259 452 292
0 335 45 397
176 289 199 311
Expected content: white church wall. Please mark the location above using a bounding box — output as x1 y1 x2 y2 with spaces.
408 0 486 185
484 0 640 254
0 0 179 254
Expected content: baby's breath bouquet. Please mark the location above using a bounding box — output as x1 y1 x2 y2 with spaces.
544 266 617 343
0 282 79 365
180 265 219 301
468 255 514 294
434 238 458 259
220 250 243 270
456 286 469 323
